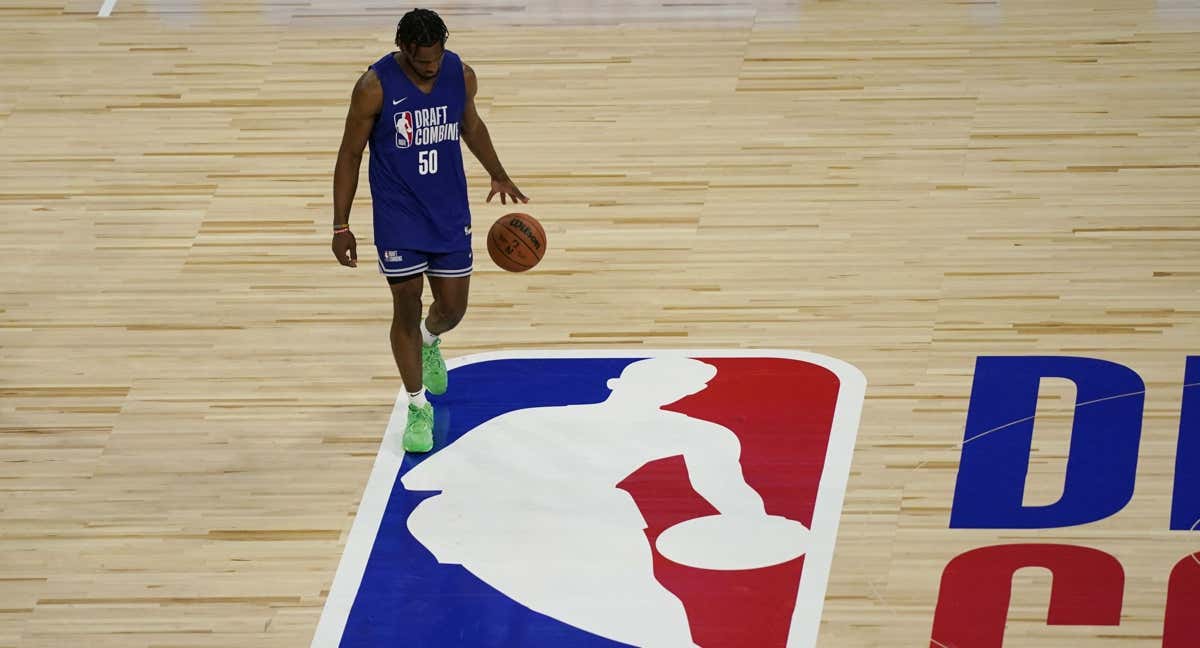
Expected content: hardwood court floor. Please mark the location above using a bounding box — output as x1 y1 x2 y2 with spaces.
1 0 1198 646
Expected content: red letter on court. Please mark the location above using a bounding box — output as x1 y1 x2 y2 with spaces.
1164 553 1200 647
929 544 1124 648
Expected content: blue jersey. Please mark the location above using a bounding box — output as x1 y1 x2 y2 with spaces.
367 50 471 253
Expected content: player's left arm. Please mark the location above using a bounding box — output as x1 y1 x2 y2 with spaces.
461 61 529 205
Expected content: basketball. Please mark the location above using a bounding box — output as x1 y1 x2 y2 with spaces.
486 212 546 272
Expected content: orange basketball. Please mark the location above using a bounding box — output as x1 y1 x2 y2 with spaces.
486 212 546 272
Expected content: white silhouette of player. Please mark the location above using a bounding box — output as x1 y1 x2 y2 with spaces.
401 357 776 648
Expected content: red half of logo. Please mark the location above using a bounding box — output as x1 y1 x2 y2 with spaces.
617 356 863 648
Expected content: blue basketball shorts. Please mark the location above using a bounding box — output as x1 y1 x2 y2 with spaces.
376 246 473 279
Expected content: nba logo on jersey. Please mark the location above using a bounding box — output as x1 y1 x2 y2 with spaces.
312 350 866 648
394 110 414 149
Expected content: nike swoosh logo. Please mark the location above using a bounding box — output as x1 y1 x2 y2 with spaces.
393 97 407 106
464 226 472 235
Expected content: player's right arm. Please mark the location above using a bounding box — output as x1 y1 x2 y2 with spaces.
331 69 382 268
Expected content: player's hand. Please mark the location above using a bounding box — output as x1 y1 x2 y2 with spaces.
332 229 357 267
487 175 529 205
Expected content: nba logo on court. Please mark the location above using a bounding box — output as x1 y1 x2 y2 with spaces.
394 110 414 148
312 350 866 648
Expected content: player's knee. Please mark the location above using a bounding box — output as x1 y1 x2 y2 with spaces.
443 302 467 329
393 297 420 320
390 285 422 326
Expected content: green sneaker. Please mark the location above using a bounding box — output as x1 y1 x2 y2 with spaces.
422 338 448 395
403 402 434 453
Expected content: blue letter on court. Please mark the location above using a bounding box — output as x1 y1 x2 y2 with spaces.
950 356 1144 528
1171 356 1200 531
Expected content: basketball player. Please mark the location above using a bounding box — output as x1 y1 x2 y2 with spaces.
330 9 528 453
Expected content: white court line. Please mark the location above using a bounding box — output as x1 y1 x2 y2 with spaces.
962 388 1146 447
98 0 117 17
961 414 1037 445
909 386 1151 474
1192 518 1200 566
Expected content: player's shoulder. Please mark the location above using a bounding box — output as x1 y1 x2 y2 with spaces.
356 66 382 92
460 59 477 96
451 50 471 78
351 67 383 109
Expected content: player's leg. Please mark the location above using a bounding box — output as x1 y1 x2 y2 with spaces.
425 248 472 335
420 249 472 395
381 248 434 453
426 274 470 335
387 273 424 393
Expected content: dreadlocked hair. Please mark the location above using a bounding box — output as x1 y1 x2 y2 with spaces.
395 8 449 49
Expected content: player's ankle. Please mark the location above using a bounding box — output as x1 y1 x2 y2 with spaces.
408 387 428 408
420 319 439 345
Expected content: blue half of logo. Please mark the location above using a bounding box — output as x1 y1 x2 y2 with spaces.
342 357 638 647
